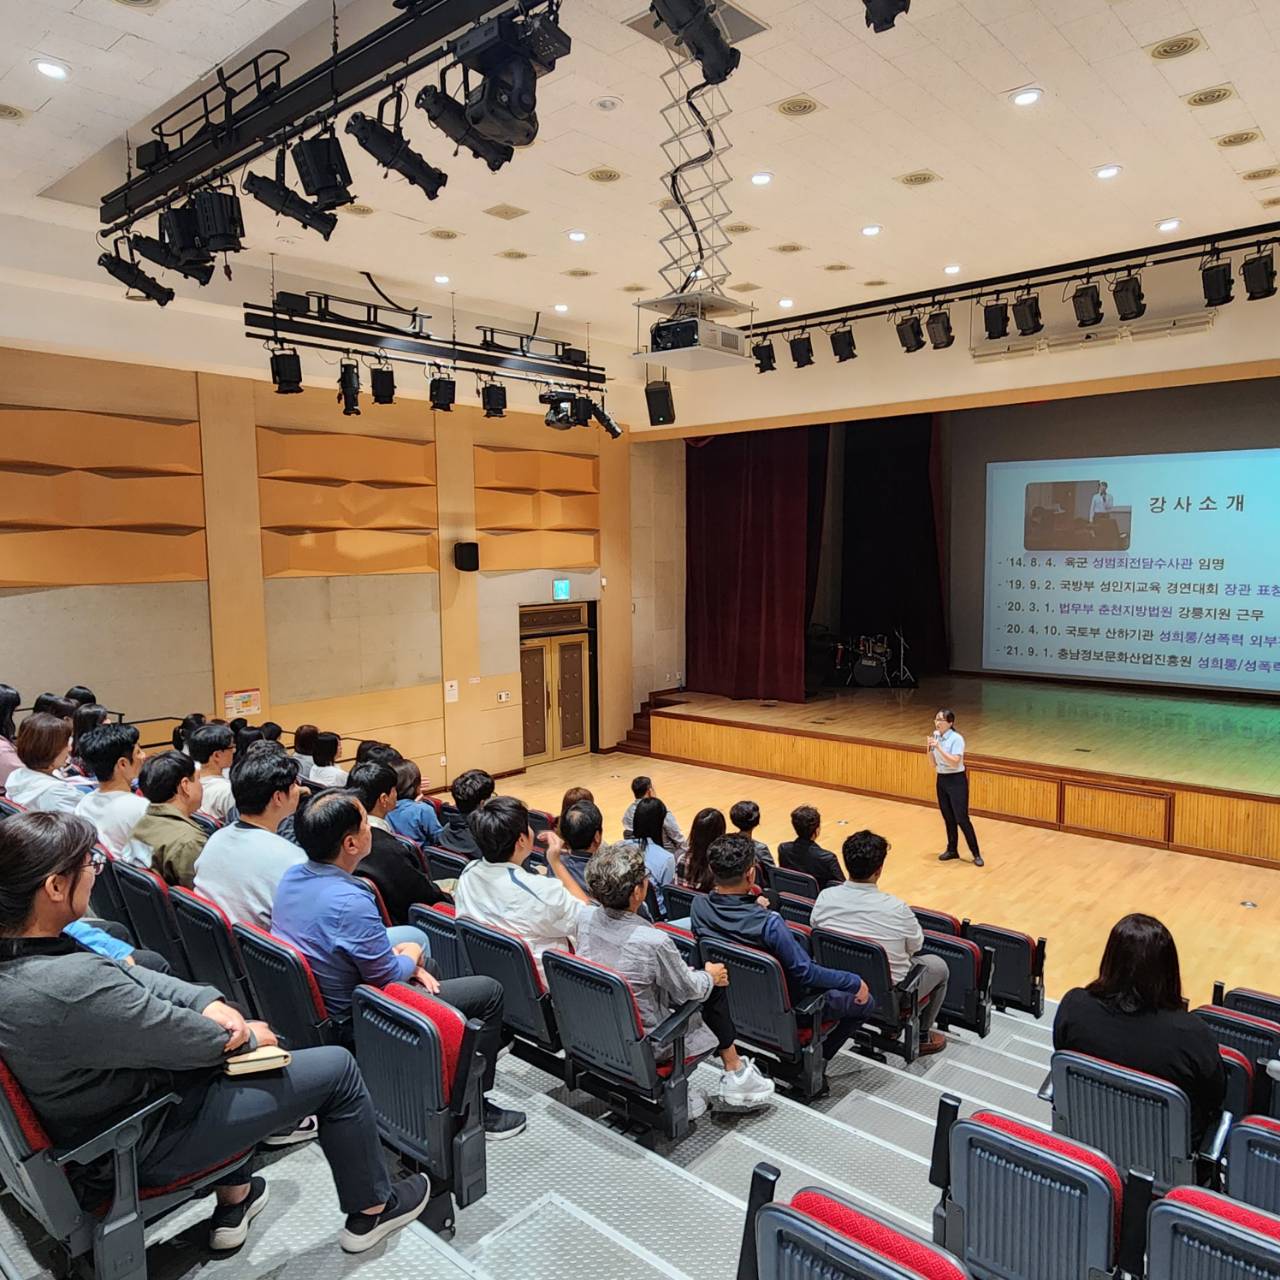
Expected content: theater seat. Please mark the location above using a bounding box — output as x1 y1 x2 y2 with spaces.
1215 982 1280 1026
912 905 962 937
762 864 821 901
354 872 393 926
427 846 471 883
0 795 26 821
1195 1005 1280 1112
87 847 135 937
1148 1186 1280 1277
738 1162 974 1280
777 893 815 927
962 923 1045 1018
0 1054 251 1280
920 932 994 1038
408 901 470 980
1221 1045 1255 1121
662 884 703 922
656 921 698 967
232 922 334 1049
170 887 254 1012
111 861 191 979
1227 1116 1280 1217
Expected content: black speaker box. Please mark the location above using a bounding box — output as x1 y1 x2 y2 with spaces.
645 379 675 426
453 541 480 572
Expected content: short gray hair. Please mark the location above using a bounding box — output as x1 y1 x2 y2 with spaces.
584 841 648 910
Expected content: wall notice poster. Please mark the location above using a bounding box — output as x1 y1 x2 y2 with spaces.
224 688 262 718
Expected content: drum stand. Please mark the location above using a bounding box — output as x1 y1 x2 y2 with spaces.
891 627 915 687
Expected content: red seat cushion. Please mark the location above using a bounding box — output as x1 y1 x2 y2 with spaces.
655 1054 704 1079
0 1058 51 1153
384 983 466 1095
1243 1116 1280 1136
798 1019 839 1046
1165 1186 1280 1243
790 1190 969 1279
429 902 456 918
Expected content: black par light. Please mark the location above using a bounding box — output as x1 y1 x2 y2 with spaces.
830 327 856 362
337 360 361 416
292 134 354 210
371 365 396 405
1112 275 1146 322
189 188 244 254
895 314 925 353
269 347 303 394
983 301 1009 340
429 374 456 411
346 112 448 200
1201 259 1234 307
752 340 776 373
157 204 208 264
244 173 338 240
1072 282 1103 327
788 334 814 368
926 309 954 349
1012 292 1043 336
482 382 507 418
1242 251 1276 300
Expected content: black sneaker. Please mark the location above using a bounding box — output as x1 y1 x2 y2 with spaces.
972 854 985 868
938 850 960 862
339 1173 431 1254
484 1100 527 1140
208 1176 269 1251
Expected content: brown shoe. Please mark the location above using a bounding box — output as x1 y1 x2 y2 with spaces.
917 1031 947 1056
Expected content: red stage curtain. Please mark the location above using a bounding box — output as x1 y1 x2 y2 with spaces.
685 425 828 703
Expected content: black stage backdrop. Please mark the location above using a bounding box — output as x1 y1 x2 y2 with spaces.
839 415 948 674
685 425 828 702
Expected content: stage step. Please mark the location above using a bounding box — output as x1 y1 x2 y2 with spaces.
620 689 684 756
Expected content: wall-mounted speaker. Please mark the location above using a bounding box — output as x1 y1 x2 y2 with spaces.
645 379 675 426
453 541 479 572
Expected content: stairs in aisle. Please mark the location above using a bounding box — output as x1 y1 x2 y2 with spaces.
618 689 684 756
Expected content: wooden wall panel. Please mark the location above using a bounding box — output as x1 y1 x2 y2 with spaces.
257 428 436 484
477 530 598 571
0 350 198 420
261 530 439 577
970 769 1059 823
0 409 201 472
1063 783 1169 843
259 478 438 531
537 492 600 530
474 488 538 530
474 447 598 493
0 472 205 529
0 529 207 585
253 383 434 440
1173 792 1280 863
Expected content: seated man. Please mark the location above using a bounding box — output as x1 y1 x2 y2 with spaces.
810 830 950 1055
621 774 686 853
558 800 607 894
0 811 430 1256
193 753 304 926
272 791 525 1139
453 794 590 980
385 760 444 847
435 768 493 857
730 799 774 865
189 723 236 823
74 723 148 858
778 804 843 891
129 751 208 887
690 834 872 1064
577 842 775 1113
347 762 452 923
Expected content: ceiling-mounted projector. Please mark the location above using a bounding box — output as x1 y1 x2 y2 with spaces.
645 316 751 369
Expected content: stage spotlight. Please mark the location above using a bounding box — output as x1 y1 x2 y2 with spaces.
429 373 456 411
482 381 507 418
863 0 910 32
130 234 214 286
788 334 814 368
983 301 1009 340
337 359 361 416
292 133 354 211
269 346 303 395
1012 292 1043 336
752 340 776 373
895 314 925 353
416 85 514 171
1072 282 1103 327
371 364 396 405
539 389 573 428
569 395 594 427
1242 250 1276 300
1201 259 1234 307
158 204 208 264
926 309 954 349
189 188 244 254
244 172 339 240
649 0 740 85
830 328 856 362
346 112 448 200
1112 274 1146 321
98 251 173 306
591 400 623 439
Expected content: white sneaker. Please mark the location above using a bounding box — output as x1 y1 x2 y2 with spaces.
686 1087 709 1120
718 1057 776 1111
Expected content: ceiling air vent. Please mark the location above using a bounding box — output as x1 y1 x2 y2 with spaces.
483 203 528 219
1217 130 1261 148
897 170 940 186
497 249 529 259
428 228 460 240
863 278 889 287
1244 167 1280 182
621 283 648 292
586 166 623 183
823 263 851 272
724 222 754 234
0 104 25 122
771 242 805 253
563 268 595 278
1149 32 1202 60
340 203 375 217
1184 84 1233 107
774 95 821 118
729 281 761 292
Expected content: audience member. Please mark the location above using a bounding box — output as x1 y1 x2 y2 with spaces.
778 804 843 891
6 713 84 813
631 796 678 889
0 683 21 790
811 830 949 1055
622 775 686 853
308 731 349 786
1054 913 1226 1145
578 842 775 1113
194 753 304 926
272 791 525 1139
33 693 77 721
559 800 606 893
347 762 451 922
235 726 265 758
355 740 400 767
436 768 495 856
260 721 283 743
74 723 147 856
189 723 235 822
690 834 871 1066
453 795 589 979
229 717 248 736
66 703 109 777
171 711 207 754
0 810 431 1255
730 800 773 864
293 723 319 776
557 786 594 834
676 807 726 892
385 760 443 846
129 751 209 885
63 684 97 708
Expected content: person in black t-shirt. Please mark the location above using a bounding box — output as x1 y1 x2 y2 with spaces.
1053 913 1225 1146
777 804 843 892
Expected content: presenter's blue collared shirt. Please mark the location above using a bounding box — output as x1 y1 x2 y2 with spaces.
930 729 966 775
271 860 414 1023
386 798 443 846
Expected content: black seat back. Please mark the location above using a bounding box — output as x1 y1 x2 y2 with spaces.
765 864 820 900
911 905 961 936
663 884 702 920
408 902 470 980
699 937 799 1056
232 922 332 1049
777 894 814 926
457 917 557 1046
964 923 1045 1016
1196 1007 1280 1107
88 850 135 934
112 861 191 978
811 929 895 1025
427 846 470 882
170 887 253 1010
921 932 992 1036
1220 986 1280 1025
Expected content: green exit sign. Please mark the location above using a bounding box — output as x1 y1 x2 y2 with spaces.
552 578 571 601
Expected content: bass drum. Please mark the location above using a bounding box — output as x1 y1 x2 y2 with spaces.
853 658 887 688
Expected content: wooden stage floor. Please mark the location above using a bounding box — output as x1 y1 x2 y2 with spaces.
647 675 1280 869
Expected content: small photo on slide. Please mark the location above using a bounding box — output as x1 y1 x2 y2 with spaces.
1024 480 1132 551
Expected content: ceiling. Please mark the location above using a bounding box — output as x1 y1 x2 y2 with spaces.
10 0 1280 344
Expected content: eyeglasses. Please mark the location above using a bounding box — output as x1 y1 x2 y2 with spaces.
87 849 107 876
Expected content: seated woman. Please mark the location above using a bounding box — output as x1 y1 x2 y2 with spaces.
1053 913 1226 1147
577 841 774 1115
0 811 430 1256
5 713 86 813
676 807 726 891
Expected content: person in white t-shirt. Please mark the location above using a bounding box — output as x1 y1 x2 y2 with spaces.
1088 480 1114 523
194 752 304 926
74 723 148 859
5 713 84 813
189 723 235 823
307 731 350 788
453 795 590 981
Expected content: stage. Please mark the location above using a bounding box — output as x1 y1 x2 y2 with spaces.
648 675 1280 868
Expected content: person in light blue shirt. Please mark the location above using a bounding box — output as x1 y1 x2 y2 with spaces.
384 760 443 847
630 796 675 916
928 709 983 867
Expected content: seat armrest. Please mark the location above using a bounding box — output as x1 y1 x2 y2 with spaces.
1037 1072 1053 1103
1117 1170 1154 1278
794 991 828 1017
898 961 925 996
54 1092 180 1167
1267 1058 1280 1082
1203 1109 1232 1167
650 999 703 1049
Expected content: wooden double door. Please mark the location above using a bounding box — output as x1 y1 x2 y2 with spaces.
521 633 591 764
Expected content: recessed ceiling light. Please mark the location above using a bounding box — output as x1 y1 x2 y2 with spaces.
751 171 773 186
592 96 622 111
861 224 882 237
1095 164 1122 180
434 274 450 284
567 229 587 242
1010 87 1042 107
944 264 961 275
554 303 569 313
1156 217 1182 233
34 59 70 80
778 298 794 308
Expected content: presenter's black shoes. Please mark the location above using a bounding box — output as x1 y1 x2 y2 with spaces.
938 850 960 862
973 854 985 867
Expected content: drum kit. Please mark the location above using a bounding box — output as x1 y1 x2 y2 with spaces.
831 627 916 688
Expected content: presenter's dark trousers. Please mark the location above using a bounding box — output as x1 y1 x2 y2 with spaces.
936 772 981 858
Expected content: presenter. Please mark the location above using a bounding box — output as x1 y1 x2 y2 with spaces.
927 710 983 867
1088 480 1114 523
